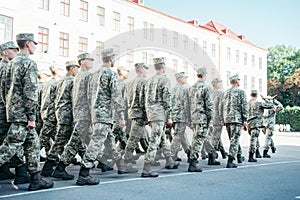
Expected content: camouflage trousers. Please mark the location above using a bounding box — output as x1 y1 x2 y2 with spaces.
170 122 190 157
39 120 57 156
262 126 275 150
112 124 127 150
190 124 212 160
60 120 92 165
124 119 148 160
82 122 121 169
249 128 260 153
209 125 224 150
0 123 40 174
226 124 242 158
144 121 171 164
0 120 11 145
47 124 73 161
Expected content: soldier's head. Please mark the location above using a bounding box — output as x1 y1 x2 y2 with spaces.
0 41 19 61
250 89 258 98
135 62 148 78
117 66 130 80
16 33 38 55
153 57 165 73
175 72 188 84
101 48 116 67
196 67 207 80
77 53 94 70
65 60 80 76
229 74 240 87
211 78 223 89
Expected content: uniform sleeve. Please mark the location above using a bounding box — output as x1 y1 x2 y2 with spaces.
23 61 38 121
184 87 191 123
240 90 249 123
162 78 172 120
218 91 225 123
0 67 5 104
205 86 213 125
111 74 125 121
139 80 147 119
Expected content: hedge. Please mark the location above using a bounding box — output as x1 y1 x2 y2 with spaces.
276 106 300 131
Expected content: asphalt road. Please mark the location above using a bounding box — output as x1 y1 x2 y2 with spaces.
1 131 300 200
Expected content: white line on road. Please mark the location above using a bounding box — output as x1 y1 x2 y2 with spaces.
1 160 300 199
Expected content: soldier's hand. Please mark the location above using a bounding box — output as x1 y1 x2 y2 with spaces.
166 119 173 127
27 121 36 130
208 124 213 129
242 122 248 131
119 119 126 128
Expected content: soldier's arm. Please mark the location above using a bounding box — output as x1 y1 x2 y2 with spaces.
0 68 5 104
240 90 249 123
111 73 125 123
205 86 213 126
274 99 283 112
162 78 172 120
184 87 191 123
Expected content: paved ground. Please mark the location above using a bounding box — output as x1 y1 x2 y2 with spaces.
0 130 300 200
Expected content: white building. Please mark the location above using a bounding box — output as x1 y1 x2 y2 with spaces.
0 0 267 94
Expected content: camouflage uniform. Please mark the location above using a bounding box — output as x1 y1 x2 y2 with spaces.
0 53 40 174
35 81 44 135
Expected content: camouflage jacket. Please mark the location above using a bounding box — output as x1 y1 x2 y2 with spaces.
0 60 8 120
36 81 44 124
125 76 147 120
263 99 283 127
223 86 248 124
211 88 224 126
73 68 91 122
171 83 191 123
189 80 213 126
0 60 13 107
40 77 58 122
248 99 273 129
55 73 74 125
88 64 124 124
114 78 128 123
6 53 38 122
145 74 172 122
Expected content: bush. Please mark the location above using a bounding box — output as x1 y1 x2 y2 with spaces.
276 106 300 131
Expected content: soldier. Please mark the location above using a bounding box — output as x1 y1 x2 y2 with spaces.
123 63 149 164
41 60 79 176
0 33 53 190
141 57 179 178
52 53 94 180
170 72 191 162
188 68 220 173
223 74 248 168
261 96 283 158
247 90 273 162
210 78 227 159
76 48 137 186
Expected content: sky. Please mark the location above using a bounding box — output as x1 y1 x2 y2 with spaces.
145 0 300 50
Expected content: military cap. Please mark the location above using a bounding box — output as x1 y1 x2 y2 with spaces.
211 77 223 85
135 62 149 70
175 72 188 78
77 53 94 63
101 48 116 58
16 33 38 45
65 60 80 67
0 41 19 52
196 67 207 75
229 74 240 81
251 89 258 94
153 57 165 65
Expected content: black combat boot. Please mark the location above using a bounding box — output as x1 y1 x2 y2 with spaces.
165 156 180 169
271 147 276 153
116 159 138 174
28 172 54 191
97 162 114 172
208 153 221 165
70 157 80 165
186 149 191 163
188 159 203 172
14 164 30 184
226 156 237 168
263 150 271 158
76 166 100 185
237 154 245 163
41 159 56 177
141 162 159 178
52 162 74 180
255 149 262 158
248 152 257 162
172 152 182 162
220 148 228 159
0 163 15 180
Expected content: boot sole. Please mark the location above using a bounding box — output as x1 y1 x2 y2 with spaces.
141 173 159 178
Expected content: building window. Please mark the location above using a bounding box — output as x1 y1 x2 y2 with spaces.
173 31 178 48
96 41 104 63
97 6 105 27
251 77 255 89
0 15 13 42
39 0 49 10
183 35 188 50
226 71 231 87
162 28 167 44
172 59 178 72
113 12 120 32
259 57 262 70
259 78 262 92
183 61 188 74
244 52 247 65
236 50 239 63
127 49 134 68
38 26 49 53
80 0 88 22
203 41 207 53
193 38 198 52
227 47 231 61
79 37 88 53
142 52 147 64
143 21 148 40
149 24 154 41
59 32 69 57
211 43 216 58
251 55 255 67
128 16 134 35
244 75 248 90
60 0 70 17
149 54 154 65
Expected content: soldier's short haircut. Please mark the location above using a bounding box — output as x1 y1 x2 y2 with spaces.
154 63 164 70
197 74 204 79
66 65 73 71
230 80 238 84
16 40 27 48
251 93 258 97
102 56 112 63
